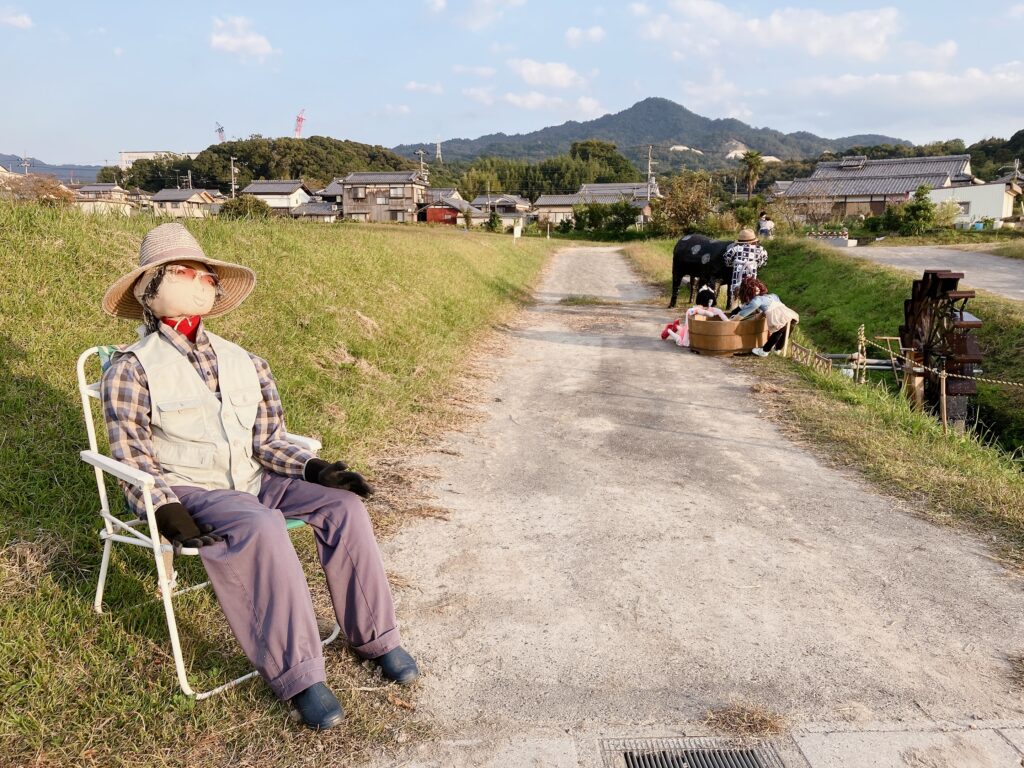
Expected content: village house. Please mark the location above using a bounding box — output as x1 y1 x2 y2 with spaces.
151 188 216 218
533 180 661 225
424 188 463 203
420 194 487 226
239 180 313 214
75 183 134 216
290 202 341 223
928 178 1022 228
469 193 532 229
781 154 983 219
323 171 428 223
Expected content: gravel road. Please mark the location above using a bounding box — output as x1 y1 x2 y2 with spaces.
373 246 1024 767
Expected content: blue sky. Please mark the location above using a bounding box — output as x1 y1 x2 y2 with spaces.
2 1 1023 164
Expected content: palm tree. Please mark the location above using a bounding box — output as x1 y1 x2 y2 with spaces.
740 150 765 200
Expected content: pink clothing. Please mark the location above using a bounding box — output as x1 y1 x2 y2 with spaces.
679 305 729 346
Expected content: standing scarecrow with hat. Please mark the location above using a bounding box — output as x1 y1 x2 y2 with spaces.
100 223 417 730
723 228 768 308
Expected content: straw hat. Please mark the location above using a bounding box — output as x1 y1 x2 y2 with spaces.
736 228 758 243
102 223 256 320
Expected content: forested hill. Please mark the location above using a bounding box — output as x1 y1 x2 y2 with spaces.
97 136 416 193
393 97 910 169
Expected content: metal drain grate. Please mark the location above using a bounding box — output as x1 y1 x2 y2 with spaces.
601 738 784 768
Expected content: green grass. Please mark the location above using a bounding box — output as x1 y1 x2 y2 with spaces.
856 229 1024 247
991 241 1024 260
0 203 561 767
623 237 1024 562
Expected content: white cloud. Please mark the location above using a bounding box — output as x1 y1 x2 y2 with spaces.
565 25 605 47
462 0 526 31
463 86 495 105
210 17 276 61
0 7 32 28
743 60 1024 143
383 104 411 116
426 0 446 11
1010 4 1024 18
576 96 606 118
682 67 753 121
903 39 957 67
507 58 585 88
504 91 564 110
453 64 496 77
405 80 444 94
646 2 900 61
629 2 650 16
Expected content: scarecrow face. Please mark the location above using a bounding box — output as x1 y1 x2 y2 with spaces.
147 260 218 319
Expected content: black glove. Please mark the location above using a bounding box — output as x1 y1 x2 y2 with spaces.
304 458 374 497
155 502 223 555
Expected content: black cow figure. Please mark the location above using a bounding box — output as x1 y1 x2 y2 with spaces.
668 234 735 309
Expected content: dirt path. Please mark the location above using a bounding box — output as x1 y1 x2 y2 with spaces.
850 244 1024 302
375 246 1024 767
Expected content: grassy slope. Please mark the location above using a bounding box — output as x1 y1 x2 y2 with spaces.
623 237 1024 561
0 204 561 767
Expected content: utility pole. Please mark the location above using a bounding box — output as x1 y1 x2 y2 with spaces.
646 145 657 201
186 169 193 189
414 149 429 183
230 157 238 198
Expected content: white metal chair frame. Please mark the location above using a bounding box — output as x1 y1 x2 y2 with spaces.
77 346 341 700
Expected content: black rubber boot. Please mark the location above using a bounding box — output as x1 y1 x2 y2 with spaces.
291 682 345 730
373 647 419 685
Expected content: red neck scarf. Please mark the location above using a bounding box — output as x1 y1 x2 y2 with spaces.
162 315 202 342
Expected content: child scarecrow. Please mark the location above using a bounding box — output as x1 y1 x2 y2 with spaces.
100 223 417 730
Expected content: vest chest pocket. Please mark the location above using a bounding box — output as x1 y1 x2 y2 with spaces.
229 390 261 430
155 398 207 441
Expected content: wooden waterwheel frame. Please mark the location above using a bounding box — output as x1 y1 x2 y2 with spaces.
898 270 983 423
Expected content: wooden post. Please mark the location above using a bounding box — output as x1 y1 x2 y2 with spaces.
782 321 792 358
857 324 867 384
939 370 948 433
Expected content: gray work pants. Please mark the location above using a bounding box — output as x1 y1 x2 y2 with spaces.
173 472 401 701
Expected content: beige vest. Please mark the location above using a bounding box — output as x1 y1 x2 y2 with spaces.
126 330 264 495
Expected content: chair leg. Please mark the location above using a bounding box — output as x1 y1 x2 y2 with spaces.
152 543 196 697
94 537 114 613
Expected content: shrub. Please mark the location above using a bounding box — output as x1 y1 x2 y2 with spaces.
485 210 502 232
219 195 271 219
934 199 960 229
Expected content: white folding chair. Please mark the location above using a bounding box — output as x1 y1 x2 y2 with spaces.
77 345 341 700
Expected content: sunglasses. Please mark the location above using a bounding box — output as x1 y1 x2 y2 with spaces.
165 264 219 288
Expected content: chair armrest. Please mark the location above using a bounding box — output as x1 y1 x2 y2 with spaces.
80 450 155 489
284 433 321 453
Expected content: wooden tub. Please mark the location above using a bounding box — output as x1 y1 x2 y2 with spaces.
688 314 768 356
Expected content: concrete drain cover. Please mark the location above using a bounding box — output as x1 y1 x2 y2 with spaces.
600 737 784 768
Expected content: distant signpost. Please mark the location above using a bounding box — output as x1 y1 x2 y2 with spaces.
513 218 522 241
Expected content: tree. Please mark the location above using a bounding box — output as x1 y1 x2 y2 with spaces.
219 195 272 219
659 172 715 234
485 210 502 232
739 151 765 199
899 185 937 235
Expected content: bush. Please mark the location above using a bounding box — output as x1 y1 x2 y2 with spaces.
934 199 960 229
556 218 573 234
0 175 75 207
898 185 936 236
485 210 502 232
219 195 271 219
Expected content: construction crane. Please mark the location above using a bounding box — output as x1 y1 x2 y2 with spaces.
294 109 306 138
215 122 225 143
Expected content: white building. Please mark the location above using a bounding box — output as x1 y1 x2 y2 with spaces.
151 189 216 218
118 151 199 170
928 180 1022 228
239 180 313 213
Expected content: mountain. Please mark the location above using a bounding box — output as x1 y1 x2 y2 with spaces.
393 97 911 170
0 154 101 183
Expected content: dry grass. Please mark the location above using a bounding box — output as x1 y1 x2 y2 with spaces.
703 702 788 736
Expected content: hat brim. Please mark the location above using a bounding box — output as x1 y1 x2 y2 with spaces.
102 254 256 320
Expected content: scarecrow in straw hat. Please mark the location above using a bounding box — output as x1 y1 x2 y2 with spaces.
100 223 417 730
722 228 768 308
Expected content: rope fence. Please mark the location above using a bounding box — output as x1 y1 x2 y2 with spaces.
783 324 1024 434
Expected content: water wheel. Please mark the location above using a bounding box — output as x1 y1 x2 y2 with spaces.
898 270 983 423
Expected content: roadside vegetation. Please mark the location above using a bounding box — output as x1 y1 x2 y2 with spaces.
624 236 1024 563
0 202 562 767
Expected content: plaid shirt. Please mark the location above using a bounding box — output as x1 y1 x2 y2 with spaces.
101 322 314 517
